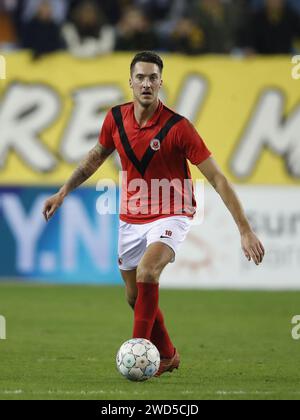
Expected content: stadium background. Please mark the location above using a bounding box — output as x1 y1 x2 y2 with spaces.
1 53 300 288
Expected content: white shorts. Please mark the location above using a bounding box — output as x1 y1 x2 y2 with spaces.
118 216 192 271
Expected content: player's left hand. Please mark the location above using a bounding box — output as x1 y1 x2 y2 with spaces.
241 231 265 266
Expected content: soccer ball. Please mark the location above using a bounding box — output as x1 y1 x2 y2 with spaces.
116 338 160 381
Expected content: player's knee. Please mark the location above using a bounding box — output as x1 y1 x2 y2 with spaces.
136 265 160 284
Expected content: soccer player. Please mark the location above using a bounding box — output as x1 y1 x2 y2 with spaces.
43 51 265 377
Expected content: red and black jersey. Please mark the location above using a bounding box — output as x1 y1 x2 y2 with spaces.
99 101 211 224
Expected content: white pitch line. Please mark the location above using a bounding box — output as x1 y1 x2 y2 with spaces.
0 390 23 395
0 390 126 396
1 389 300 397
1 389 195 397
216 391 300 396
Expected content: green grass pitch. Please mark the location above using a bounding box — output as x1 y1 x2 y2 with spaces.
0 283 300 400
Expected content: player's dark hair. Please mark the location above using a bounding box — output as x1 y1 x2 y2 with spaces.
130 51 164 75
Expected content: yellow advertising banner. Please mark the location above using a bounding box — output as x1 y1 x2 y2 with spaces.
0 52 300 185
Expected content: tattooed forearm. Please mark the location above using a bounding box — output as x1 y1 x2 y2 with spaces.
60 144 113 196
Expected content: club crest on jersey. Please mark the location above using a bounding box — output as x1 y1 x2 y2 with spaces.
150 139 161 151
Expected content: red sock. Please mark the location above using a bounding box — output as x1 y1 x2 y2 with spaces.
151 308 175 359
133 282 159 339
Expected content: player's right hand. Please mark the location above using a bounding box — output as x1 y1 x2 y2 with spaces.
43 192 64 222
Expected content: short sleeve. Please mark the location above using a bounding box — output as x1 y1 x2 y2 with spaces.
98 110 116 152
177 118 211 165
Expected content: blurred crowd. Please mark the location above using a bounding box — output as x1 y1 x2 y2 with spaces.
0 0 300 58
